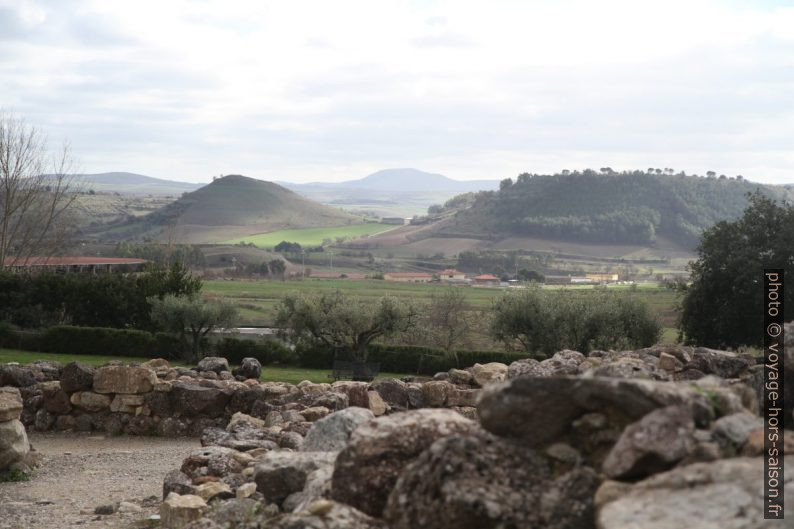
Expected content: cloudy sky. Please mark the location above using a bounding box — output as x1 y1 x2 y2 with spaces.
2 0 793 184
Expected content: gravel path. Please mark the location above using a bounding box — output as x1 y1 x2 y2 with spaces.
0 432 199 529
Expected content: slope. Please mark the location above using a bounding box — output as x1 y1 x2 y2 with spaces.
90 174 361 243
74 172 202 195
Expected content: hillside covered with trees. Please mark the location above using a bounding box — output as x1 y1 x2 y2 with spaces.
432 169 790 248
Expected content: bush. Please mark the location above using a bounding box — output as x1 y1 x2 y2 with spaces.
41 326 158 357
213 336 296 365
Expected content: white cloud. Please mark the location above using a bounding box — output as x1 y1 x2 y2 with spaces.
0 0 793 183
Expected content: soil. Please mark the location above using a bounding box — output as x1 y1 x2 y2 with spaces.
0 432 198 529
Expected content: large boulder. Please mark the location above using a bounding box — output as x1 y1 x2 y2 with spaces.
687 347 749 378
69 391 112 412
0 364 36 387
198 356 230 374
601 405 695 479
0 386 23 421
170 381 233 417
232 357 261 380
331 409 477 517
160 493 208 528
0 418 30 470
369 378 408 410
597 456 793 529
39 381 72 414
711 411 763 449
385 431 600 529
59 362 95 393
302 407 375 452
93 365 157 394
254 451 337 504
478 376 723 451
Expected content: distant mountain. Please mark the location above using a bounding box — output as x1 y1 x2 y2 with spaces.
279 168 499 217
431 170 788 249
74 172 202 195
90 174 360 243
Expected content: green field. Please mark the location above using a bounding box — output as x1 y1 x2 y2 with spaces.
0 349 409 384
223 223 396 248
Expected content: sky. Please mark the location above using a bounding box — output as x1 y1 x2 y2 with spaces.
1 0 793 184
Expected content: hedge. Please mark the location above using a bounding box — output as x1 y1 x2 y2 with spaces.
296 343 528 375
213 337 296 365
41 326 163 357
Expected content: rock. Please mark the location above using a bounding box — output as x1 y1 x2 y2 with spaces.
446 387 479 407
601 405 695 479
589 357 660 380
181 446 240 479
34 409 55 431
658 352 682 372
268 500 384 529
141 358 171 370
236 482 257 499
94 504 116 515
421 380 453 407
597 456 794 529
742 428 794 456
118 501 142 513
55 414 76 431
197 357 230 374
158 417 190 437
331 381 369 408
160 493 208 528
300 406 331 422
93 366 157 394
478 376 717 449
40 381 71 414
195 481 234 502
60 362 95 393
283 464 334 512
164 469 196 498
170 381 232 417
110 393 146 413
0 386 23 421
711 412 763 449
469 362 508 387
405 383 424 408
688 347 749 378
232 357 262 380
302 407 375 452
69 391 112 412
507 358 544 379
0 419 30 470
384 430 600 529
369 378 409 409
366 390 387 416
254 451 337 504
331 409 478 517
447 368 474 385
0 364 36 387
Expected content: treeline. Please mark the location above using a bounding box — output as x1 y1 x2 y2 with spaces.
113 242 206 267
439 169 784 248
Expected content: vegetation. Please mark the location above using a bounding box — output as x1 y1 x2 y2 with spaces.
491 287 661 358
276 290 419 362
225 223 394 248
436 169 786 248
150 294 238 361
679 194 794 348
426 289 472 352
112 241 206 267
0 262 201 330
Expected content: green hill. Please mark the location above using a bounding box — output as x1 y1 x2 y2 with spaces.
432 170 789 249
90 174 361 243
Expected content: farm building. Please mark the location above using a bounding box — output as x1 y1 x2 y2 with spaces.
472 274 500 286
586 273 619 283
439 268 466 281
2 256 148 274
383 272 433 283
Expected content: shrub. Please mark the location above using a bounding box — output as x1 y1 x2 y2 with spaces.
213 336 295 365
41 326 158 357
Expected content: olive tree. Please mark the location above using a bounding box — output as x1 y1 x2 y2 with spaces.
427 288 471 353
150 294 238 362
275 290 419 362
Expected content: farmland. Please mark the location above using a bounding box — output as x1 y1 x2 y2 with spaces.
222 223 397 248
203 278 681 344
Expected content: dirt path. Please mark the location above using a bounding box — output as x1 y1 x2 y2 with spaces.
0 432 199 529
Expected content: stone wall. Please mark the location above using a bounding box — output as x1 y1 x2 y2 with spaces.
0 386 31 473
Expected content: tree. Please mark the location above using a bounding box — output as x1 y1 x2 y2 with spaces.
517 268 544 282
275 291 419 362
0 112 79 269
679 194 794 348
268 259 286 279
491 287 660 358
274 241 301 253
427 289 471 353
150 294 238 362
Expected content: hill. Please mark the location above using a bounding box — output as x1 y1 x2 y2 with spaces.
279 168 499 217
430 170 788 249
73 172 202 195
89 174 361 243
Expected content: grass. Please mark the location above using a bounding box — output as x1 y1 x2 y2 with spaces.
0 468 29 482
0 349 410 385
223 223 396 248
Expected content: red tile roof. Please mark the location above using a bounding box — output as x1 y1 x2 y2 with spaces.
4 256 148 266
473 274 500 280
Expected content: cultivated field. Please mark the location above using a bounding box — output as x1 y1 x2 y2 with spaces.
223 223 397 248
